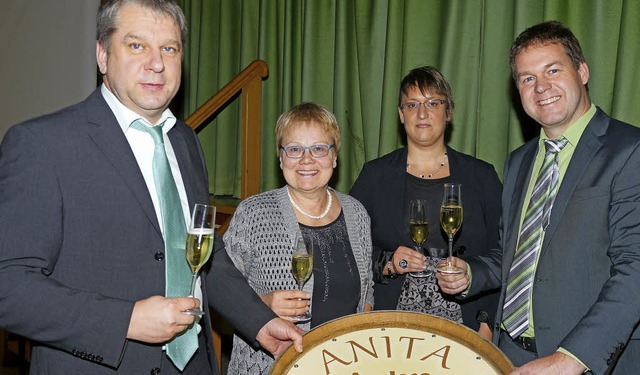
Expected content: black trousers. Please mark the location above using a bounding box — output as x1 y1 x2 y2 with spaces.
497 330 538 367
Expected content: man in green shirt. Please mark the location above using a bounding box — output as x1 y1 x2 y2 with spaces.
437 20 640 375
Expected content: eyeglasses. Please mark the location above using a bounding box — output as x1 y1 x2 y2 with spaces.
400 99 447 112
281 144 334 158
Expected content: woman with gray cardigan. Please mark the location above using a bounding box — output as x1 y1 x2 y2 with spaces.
223 102 374 374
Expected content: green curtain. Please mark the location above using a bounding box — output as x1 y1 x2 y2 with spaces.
176 0 640 196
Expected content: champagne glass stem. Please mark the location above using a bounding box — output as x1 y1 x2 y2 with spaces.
415 245 424 259
189 271 198 297
447 237 454 269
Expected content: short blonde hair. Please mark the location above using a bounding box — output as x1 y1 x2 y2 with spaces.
275 102 341 156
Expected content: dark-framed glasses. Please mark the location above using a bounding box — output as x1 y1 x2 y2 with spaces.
281 144 334 158
400 99 447 112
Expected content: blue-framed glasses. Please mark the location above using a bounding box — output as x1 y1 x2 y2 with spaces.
281 144 334 158
400 99 447 112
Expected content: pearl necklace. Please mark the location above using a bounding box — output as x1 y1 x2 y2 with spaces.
287 187 333 220
407 152 448 179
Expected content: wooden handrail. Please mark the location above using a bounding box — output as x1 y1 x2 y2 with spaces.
185 59 268 199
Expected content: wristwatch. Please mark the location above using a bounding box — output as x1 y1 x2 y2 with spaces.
386 260 398 279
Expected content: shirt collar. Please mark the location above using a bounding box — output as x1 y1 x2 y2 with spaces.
539 103 596 147
100 84 177 133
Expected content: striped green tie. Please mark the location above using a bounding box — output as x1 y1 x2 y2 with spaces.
130 120 198 371
502 137 568 339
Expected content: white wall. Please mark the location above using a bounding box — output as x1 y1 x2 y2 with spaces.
0 0 100 140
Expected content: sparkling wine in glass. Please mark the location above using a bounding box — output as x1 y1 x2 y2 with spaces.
438 183 464 274
409 199 430 277
290 236 313 322
184 203 216 316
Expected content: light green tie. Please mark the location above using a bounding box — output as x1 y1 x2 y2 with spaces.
130 120 198 371
502 137 568 338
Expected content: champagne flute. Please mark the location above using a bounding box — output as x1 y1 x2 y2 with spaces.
438 183 464 274
184 203 216 316
427 247 447 274
290 236 313 322
409 199 430 277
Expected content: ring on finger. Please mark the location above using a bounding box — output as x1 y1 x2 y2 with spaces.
399 259 408 269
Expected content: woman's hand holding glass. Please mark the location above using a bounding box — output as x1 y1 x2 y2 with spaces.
390 246 427 275
259 290 310 319
409 199 430 277
289 237 313 322
437 183 464 274
435 257 470 295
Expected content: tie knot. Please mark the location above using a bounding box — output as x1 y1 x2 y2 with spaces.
130 119 164 145
544 137 568 154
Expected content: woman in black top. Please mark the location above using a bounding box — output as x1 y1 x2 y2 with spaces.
350 66 501 338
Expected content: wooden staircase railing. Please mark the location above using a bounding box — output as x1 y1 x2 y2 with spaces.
184 59 269 372
185 59 267 197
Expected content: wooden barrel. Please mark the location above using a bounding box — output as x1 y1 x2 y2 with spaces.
271 311 514 374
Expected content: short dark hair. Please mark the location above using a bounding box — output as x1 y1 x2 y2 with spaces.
510 20 586 81
398 66 455 120
97 0 187 54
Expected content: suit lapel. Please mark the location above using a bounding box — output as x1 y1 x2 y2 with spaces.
391 148 410 245
539 111 607 258
446 146 463 181
168 126 196 211
84 90 162 237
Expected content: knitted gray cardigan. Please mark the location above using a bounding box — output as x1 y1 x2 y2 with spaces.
223 186 374 374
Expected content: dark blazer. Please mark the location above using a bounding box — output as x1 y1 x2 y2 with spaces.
0 89 275 374
467 108 640 374
350 146 501 330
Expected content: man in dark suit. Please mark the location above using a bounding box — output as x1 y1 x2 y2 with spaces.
0 0 302 374
437 21 640 374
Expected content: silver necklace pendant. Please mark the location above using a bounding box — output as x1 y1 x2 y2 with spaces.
407 152 448 179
